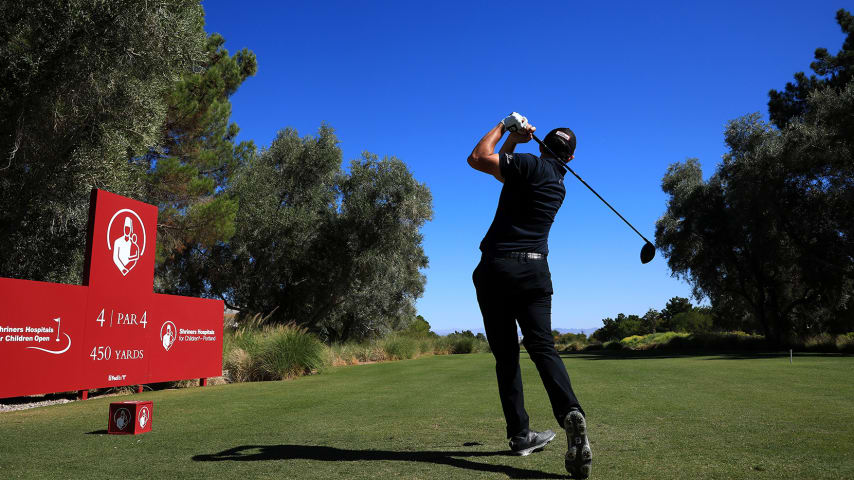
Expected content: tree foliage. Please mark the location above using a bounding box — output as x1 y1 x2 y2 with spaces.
0 3 435 343
146 33 257 293
768 9 854 128
592 313 645 342
555 332 587 344
404 315 435 337
205 126 433 342
641 308 661 334
0 0 206 284
659 297 693 332
205 126 340 316
671 308 713 334
657 10 854 344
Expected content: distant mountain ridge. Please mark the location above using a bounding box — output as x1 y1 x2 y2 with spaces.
433 327 598 337
553 327 599 336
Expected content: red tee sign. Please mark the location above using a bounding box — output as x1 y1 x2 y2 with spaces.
0 189 223 398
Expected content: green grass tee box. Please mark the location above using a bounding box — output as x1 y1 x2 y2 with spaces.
1 353 852 479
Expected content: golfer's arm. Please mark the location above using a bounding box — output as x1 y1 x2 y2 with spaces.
499 136 519 157
467 123 505 183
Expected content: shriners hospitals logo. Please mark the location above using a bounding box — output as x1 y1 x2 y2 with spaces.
106 209 146 276
160 321 176 352
138 406 150 428
114 407 131 431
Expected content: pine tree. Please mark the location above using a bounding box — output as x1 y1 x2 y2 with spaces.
768 9 853 128
144 34 257 293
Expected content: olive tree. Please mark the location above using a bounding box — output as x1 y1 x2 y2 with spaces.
0 0 206 284
206 126 433 342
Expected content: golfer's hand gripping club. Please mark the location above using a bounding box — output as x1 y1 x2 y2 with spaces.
501 112 529 133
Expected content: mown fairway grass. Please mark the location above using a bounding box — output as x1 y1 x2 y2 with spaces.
1 352 852 479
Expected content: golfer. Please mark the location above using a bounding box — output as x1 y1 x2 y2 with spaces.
467 112 592 478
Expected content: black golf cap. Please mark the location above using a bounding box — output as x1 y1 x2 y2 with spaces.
543 128 576 161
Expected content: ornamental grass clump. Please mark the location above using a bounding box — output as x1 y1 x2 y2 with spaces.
441 333 489 354
326 343 358 366
258 324 326 380
223 325 264 382
417 337 434 355
448 334 475 354
223 316 326 381
380 334 418 360
225 347 258 383
326 341 389 365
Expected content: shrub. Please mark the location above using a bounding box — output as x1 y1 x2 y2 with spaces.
432 336 452 355
225 325 501 384
380 334 418 360
431 333 489 354
223 326 263 382
367 343 388 362
451 334 480 353
257 324 326 379
223 323 325 381
225 347 256 383
556 341 587 352
620 332 689 350
804 333 834 351
556 332 588 345
802 332 854 353
448 334 476 353
689 331 765 351
417 338 434 355
572 331 769 353
326 343 357 366
671 310 713 333
402 316 436 338
326 341 388 365
836 333 854 353
619 334 646 349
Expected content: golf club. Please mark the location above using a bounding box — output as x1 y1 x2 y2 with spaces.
531 133 656 264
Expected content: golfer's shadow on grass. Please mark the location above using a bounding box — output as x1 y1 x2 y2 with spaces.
193 444 567 479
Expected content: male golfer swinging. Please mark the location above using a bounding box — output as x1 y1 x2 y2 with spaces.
468 112 592 478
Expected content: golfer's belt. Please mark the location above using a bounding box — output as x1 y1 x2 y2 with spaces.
486 251 547 261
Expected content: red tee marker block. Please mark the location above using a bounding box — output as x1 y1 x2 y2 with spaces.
108 400 153 435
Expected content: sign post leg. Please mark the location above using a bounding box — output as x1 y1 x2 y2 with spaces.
78 390 88 400
200 378 207 387
137 385 143 394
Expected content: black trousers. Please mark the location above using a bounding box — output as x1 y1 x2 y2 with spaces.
473 254 584 438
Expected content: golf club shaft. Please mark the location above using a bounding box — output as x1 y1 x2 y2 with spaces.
531 133 653 246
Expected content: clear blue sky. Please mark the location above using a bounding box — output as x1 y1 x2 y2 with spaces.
202 1 846 333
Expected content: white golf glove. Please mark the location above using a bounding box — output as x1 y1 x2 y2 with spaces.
501 112 529 133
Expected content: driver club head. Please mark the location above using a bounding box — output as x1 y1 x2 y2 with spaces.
640 242 656 264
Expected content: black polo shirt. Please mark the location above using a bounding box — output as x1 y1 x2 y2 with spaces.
479 152 567 256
